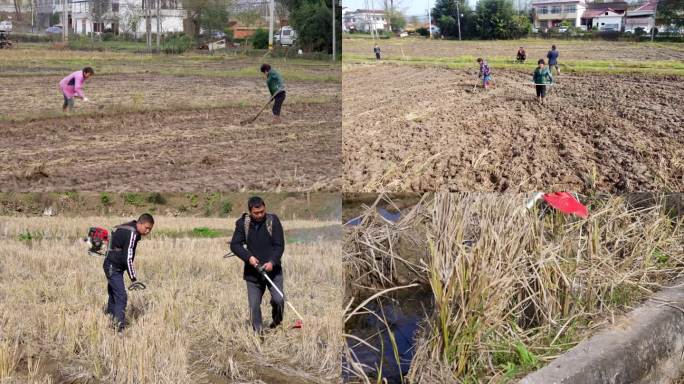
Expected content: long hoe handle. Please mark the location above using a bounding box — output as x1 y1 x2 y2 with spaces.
261 271 304 321
243 91 281 124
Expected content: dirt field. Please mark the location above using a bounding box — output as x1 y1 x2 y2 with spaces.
0 215 342 384
343 44 684 192
343 38 684 62
0 49 341 191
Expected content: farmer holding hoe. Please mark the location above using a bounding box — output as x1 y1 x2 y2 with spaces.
533 59 554 104
260 64 286 123
477 58 495 90
230 196 286 333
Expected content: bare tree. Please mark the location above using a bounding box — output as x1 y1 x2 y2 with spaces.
14 0 24 21
90 0 111 36
156 0 160 51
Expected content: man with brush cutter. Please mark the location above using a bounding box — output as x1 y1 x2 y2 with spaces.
230 196 287 333
103 213 154 332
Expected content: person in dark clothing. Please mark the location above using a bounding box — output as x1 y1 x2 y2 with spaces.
230 196 286 332
103 213 154 332
533 59 553 104
516 47 526 63
547 44 560 75
374 44 381 60
260 64 286 124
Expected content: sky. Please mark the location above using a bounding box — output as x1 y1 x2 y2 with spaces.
342 0 478 17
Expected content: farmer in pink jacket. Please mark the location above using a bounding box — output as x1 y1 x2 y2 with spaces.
59 67 94 112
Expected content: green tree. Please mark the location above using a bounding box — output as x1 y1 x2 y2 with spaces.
182 0 231 38
656 0 684 30
200 2 230 37
432 0 476 39
474 0 528 39
252 27 269 48
388 10 407 32
288 0 340 53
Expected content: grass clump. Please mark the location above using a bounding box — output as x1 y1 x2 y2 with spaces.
344 193 684 383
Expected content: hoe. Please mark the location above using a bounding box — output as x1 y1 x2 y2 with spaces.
240 90 284 125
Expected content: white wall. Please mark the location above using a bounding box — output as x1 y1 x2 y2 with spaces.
594 14 622 30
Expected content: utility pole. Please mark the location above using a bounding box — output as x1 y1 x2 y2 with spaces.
456 1 461 40
62 0 68 42
145 0 151 51
268 0 274 50
332 0 336 61
31 0 35 33
651 0 657 42
156 0 160 51
427 0 432 38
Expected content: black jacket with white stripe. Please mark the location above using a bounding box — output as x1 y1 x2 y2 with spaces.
105 220 140 281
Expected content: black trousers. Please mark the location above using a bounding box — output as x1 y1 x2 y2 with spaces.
272 91 286 116
246 271 284 332
536 85 546 98
103 259 127 331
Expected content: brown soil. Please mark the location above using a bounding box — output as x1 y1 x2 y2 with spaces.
0 102 341 191
343 38 684 61
343 63 684 192
0 73 338 118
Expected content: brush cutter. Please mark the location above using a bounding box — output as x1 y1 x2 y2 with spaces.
256 264 304 329
84 226 109 257
526 192 589 218
128 281 146 291
240 90 283 125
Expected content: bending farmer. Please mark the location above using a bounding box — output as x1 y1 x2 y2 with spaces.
230 196 285 333
59 67 94 112
260 64 286 124
103 213 154 332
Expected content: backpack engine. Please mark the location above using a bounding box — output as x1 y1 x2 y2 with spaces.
85 226 109 256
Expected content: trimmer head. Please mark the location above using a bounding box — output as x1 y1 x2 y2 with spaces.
293 319 303 329
128 282 147 291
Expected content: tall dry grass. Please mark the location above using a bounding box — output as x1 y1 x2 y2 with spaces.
0 216 342 383
344 193 684 383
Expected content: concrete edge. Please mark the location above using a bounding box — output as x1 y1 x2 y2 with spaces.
520 280 684 384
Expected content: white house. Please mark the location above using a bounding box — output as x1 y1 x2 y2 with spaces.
37 0 185 36
588 8 624 31
75 0 185 36
531 0 587 29
343 9 387 33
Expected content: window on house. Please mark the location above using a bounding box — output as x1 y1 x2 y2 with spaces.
539 7 548 14
551 6 561 13
112 2 119 12
565 5 576 12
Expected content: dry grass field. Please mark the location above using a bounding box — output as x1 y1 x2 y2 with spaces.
0 216 343 383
